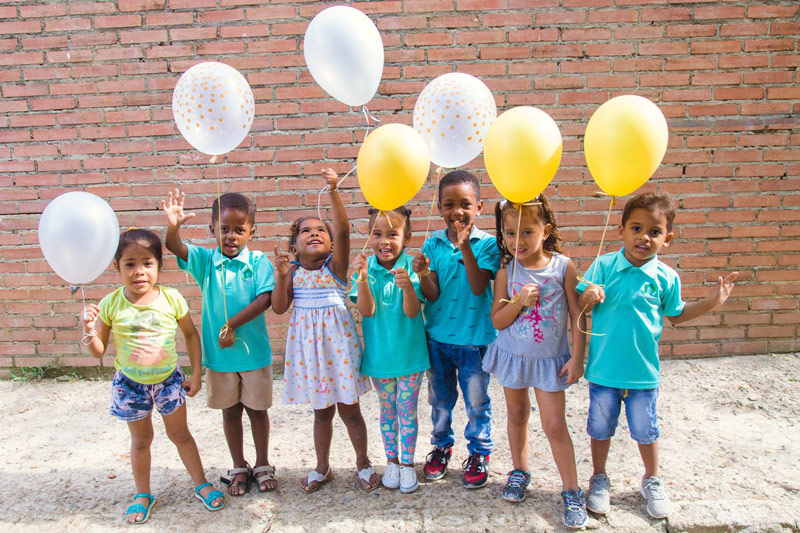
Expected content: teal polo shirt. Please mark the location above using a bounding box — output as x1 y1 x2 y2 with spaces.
422 226 500 347
576 248 685 389
349 252 430 378
178 244 274 372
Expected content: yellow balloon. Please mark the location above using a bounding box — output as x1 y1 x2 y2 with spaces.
584 95 668 197
484 107 562 204
357 123 431 211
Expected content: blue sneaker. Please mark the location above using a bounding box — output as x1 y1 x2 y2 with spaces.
501 469 531 503
561 488 588 529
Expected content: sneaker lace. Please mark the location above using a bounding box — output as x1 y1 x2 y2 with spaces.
461 454 484 474
564 490 584 512
506 470 527 488
426 447 448 466
645 478 666 500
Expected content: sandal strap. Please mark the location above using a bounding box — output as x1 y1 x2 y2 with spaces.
307 469 326 484
132 493 153 501
205 489 224 503
253 465 276 480
220 465 251 484
357 465 376 482
126 504 146 515
194 482 212 494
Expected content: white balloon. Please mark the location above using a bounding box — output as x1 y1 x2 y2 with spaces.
413 73 497 168
172 62 255 156
304 5 384 107
39 192 120 285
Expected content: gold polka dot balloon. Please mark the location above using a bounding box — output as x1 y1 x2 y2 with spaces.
172 62 255 156
413 73 497 168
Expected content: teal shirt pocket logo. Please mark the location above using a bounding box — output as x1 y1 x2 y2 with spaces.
242 268 253 280
641 282 658 297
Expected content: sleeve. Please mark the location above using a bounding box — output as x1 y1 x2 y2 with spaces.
97 291 115 328
177 243 209 289
661 271 686 317
409 268 425 303
253 253 275 296
576 258 604 294
165 287 190 320
422 237 437 272
476 236 501 275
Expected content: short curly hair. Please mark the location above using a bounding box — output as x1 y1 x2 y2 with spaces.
622 193 676 231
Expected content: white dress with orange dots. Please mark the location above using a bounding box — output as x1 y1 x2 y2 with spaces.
283 259 371 409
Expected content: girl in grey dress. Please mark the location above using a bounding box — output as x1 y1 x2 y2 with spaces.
483 197 588 528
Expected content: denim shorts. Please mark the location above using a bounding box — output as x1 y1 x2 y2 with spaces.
587 382 660 444
110 367 186 422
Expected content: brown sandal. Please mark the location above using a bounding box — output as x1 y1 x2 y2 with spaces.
220 464 251 496
253 465 277 492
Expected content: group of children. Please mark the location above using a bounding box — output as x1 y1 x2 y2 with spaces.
80 168 737 527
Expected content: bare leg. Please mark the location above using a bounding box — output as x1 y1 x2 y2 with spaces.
638 441 659 478
534 388 579 491
591 437 611 476
301 405 335 492
222 403 248 496
503 387 531 472
245 406 275 490
126 416 154 524
338 401 379 490
162 405 223 507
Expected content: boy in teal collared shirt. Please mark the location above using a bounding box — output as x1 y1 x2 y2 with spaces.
412 170 500 489
578 193 737 519
163 190 278 495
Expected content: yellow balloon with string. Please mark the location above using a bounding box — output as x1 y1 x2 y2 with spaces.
484 106 563 204
357 123 431 211
584 95 668 197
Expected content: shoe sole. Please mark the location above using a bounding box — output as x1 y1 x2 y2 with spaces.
563 518 588 530
501 494 526 503
423 471 446 481
640 488 670 519
382 480 400 489
400 482 419 494
585 502 609 515
462 479 488 489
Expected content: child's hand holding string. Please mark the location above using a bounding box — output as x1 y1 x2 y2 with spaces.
322 168 338 192
352 252 368 282
161 189 196 229
514 283 539 308
219 326 235 349
392 268 413 292
580 284 605 311
183 371 202 397
273 244 292 277
412 253 430 275
81 303 100 335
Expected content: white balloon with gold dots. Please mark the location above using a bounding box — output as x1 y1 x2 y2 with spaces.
413 73 497 169
172 62 255 156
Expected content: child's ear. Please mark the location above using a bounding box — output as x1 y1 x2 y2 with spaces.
289 244 298 256
662 231 675 248
112 260 120 271
542 223 552 240
476 198 484 214
249 225 256 238
208 223 216 236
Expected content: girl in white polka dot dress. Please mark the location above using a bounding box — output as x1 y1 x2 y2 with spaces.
272 168 378 493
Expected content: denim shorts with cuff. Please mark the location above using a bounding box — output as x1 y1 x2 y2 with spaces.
586 382 660 444
110 367 186 422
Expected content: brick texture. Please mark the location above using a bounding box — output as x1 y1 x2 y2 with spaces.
1 0 799 370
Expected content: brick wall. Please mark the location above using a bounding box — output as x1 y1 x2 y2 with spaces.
1 0 799 371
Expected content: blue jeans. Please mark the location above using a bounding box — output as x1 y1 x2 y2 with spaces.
426 338 492 456
587 382 660 444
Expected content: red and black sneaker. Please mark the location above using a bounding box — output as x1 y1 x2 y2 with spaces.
462 453 490 489
423 446 452 481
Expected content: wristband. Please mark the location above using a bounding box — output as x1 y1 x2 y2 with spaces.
418 267 431 278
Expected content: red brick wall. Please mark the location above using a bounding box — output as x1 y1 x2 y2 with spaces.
1 0 799 371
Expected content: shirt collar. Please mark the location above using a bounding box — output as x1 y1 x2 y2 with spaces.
615 248 659 279
213 246 251 268
432 225 487 245
368 250 409 276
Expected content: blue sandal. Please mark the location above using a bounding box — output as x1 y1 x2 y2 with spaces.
125 493 156 524
194 482 225 512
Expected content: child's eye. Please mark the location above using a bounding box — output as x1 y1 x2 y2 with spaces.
650 230 661 236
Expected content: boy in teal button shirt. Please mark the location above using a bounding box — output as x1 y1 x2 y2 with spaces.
577 193 737 519
164 190 278 495
412 170 500 489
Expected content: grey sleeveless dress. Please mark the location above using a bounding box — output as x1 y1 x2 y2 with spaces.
482 253 573 391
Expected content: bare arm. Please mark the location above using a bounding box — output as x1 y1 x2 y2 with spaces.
323 169 351 282
271 245 294 315
578 283 605 313
227 292 271 330
668 272 738 325
81 303 110 358
491 267 539 330
394 268 421 318
353 253 375 317
412 252 439 302
177 312 202 397
162 189 195 262
562 260 587 378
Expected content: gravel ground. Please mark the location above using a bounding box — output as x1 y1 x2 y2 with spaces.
1 353 799 532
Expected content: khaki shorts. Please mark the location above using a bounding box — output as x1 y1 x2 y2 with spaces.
206 366 273 410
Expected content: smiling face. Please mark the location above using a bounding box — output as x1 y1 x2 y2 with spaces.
210 208 254 258
293 217 332 261
438 182 483 242
115 243 160 302
369 211 409 269
619 207 674 267
502 207 551 267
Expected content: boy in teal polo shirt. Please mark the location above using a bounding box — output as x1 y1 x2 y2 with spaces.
578 193 737 519
412 170 500 489
163 190 278 495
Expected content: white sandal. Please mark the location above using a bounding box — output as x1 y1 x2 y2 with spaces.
302 467 332 493
357 465 379 492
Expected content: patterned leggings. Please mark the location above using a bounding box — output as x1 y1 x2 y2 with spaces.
371 372 423 465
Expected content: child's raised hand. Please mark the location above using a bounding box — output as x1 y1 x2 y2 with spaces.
392 267 413 291
322 168 338 191
412 253 430 274
352 252 368 280
710 271 738 307
183 372 202 397
559 356 584 385
454 221 473 250
81 303 100 332
161 189 196 229
273 244 292 276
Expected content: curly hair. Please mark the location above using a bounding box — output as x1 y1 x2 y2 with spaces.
622 193 676 231
494 194 562 266
288 216 334 252
211 192 256 225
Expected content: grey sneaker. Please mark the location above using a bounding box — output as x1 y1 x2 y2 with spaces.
501 469 531 503
561 489 588 529
641 476 672 519
585 473 611 515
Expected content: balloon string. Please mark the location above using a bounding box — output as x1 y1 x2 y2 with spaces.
79 285 96 346
361 105 380 138
576 195 616 337
349 210 381 293
421 167 444 246
213 157 249 355
498 201 543 306
317 163 356 223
